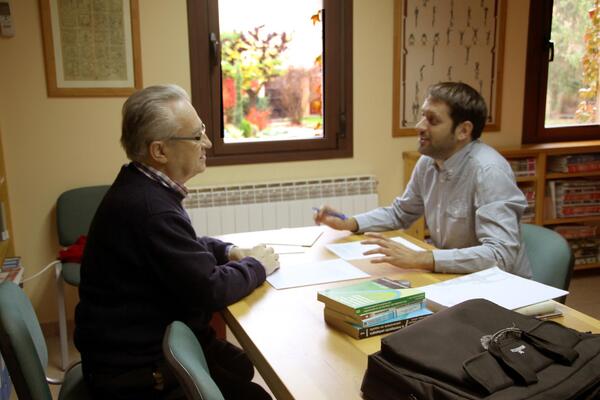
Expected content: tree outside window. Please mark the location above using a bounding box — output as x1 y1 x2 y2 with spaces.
187 0 352 165
523 0 599 143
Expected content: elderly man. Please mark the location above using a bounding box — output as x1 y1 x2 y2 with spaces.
315 82 531 278
75 84 277 399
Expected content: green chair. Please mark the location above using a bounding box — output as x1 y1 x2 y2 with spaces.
163 321 225 400
0 281 91 400
521 223 574 303
55 185 109 370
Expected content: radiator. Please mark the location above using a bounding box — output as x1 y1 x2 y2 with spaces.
183 175 379 236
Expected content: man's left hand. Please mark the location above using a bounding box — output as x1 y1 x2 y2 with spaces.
361 232 434 271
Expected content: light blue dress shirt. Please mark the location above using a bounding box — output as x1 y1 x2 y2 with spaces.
354 140 532 277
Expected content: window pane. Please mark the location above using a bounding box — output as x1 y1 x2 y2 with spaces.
545 0 599 128
219 0 324 143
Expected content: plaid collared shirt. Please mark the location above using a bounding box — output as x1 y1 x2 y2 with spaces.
132 161 188 198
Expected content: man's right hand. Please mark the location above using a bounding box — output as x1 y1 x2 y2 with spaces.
313 205 358 232
247 244 280 275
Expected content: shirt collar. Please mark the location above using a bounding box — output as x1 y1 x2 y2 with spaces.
131 161 188 197
437 140 478 175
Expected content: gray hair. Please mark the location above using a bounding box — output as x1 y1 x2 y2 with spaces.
120 84 191 161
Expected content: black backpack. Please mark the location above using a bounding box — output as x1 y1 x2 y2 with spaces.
361 298 600 399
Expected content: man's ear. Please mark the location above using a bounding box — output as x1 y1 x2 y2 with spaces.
456 121 473 142
148 141 169 165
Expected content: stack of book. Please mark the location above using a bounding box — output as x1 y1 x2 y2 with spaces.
547 179 600 219
548 154 600 173
508 157 537 177
521 186 536 223
553 225 600 266
0 256 23 285
317 277 431 339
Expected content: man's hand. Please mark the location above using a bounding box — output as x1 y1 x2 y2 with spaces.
229 245 280 275
313 205 358 232
228 246 249 262
246 245 280 275
361 232 434 271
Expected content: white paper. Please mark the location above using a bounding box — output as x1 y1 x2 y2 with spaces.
420 267 569 310
325 236 424 260
249 226 324 247
269 244 307 255
266 258 369 290
389 236 426 252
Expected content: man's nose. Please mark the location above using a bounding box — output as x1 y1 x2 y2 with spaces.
415 117 427 132
201 133 212 149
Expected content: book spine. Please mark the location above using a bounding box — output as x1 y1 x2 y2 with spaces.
327 301 424 326
362 302 424 327
357 314 428 339
354 293 425 315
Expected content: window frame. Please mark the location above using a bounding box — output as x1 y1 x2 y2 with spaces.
522 0 600 144
187 0 353 166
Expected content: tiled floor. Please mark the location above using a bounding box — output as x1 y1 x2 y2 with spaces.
9 269 600 399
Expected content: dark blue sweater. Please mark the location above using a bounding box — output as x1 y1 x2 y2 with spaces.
74 164 266 373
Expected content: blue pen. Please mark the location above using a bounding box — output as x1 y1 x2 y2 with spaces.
312 207 347 220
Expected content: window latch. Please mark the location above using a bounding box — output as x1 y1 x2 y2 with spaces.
209 32 220 66
547 41 554 62
339 112 347 138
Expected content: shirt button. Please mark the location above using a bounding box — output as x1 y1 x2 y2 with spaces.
436 228 440 233
437 204 441 208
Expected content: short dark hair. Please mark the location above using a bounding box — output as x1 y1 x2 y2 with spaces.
121 84 190 161
426 82 488 140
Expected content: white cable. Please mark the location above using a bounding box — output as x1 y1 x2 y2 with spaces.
22 260 61 283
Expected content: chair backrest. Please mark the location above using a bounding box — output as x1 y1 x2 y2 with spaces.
521 224 574 300
163 321 225 400
0 281 52 400
56 185 110 247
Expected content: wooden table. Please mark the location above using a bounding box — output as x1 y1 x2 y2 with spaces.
218 227 600 400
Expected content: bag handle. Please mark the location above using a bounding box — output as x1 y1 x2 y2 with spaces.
483 325 579 386
522 323 579 365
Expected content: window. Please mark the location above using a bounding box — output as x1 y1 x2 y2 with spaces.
522 0 599 143
187 0 353 165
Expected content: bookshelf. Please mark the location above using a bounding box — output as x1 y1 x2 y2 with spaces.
0 128 14 260
0 126 13 400
403 140 600 271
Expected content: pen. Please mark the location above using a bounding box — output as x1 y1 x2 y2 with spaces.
312 207 347 220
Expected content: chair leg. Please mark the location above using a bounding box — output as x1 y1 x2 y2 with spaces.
55 262 69 371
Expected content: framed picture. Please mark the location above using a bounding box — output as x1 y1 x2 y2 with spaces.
39 0 142 97
392 0 505 136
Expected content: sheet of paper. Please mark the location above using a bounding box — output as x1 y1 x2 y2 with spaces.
420 267 569 311
389 236 426 251
325 236 424 260
249 226 324 247
266 258 369 290
269 244 307 255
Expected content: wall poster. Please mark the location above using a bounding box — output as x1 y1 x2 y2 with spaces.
40 0 142 97
392 0 505 136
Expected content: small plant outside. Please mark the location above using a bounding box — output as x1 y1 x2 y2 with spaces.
219 0 324 143
546 0 599 127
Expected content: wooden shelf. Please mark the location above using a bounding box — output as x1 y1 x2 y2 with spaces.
0 129 14 262
574 262 600 271
546 171 600 179
0 240 9 261
516 176 537 183
543 216 600 225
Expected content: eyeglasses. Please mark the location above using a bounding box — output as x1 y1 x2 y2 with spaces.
168 122 206 142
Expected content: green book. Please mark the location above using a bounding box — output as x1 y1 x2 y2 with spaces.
317 277 425 316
